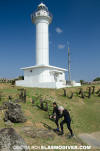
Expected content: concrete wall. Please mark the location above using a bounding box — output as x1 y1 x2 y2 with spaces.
24 67 65 83
16 67 66 89
16 80 67 89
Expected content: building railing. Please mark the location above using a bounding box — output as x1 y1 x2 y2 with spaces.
31 10 52 19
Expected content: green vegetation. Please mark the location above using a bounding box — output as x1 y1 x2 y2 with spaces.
80 80 85 85
0 83 100 151
93 77 100 81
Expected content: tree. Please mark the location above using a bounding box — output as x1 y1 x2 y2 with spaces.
93 77 100 81
18 76 24 80
80 80 84 85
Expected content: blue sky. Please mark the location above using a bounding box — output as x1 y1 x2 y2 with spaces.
0 0 100 81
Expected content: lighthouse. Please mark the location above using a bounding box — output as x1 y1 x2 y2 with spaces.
31 3 52 66
16 3 67 89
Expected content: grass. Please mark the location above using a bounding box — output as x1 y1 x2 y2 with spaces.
0 83 100 151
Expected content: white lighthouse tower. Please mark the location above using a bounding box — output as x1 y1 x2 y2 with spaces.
32 3 52 66
16 3 67 88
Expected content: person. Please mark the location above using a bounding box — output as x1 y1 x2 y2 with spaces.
59 107 74 137
50 102 74 137
50 102 61 132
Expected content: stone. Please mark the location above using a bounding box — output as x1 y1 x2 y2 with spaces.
4 102 27 123
79 88 85 98
4 120 14 128
0 94 2 101
18 89 24 100
14 99 21 103
43 102 48 111
40 98 44 109
63 88 67 97
0 106 3 110
3 101 10 109
23 127 55 140
92 86 95 94
68 92 73 99
96 89 100 94
32 98 35 104
88 87 91 98
8 96 12 101
23 89 26 103
0 128 28 151
78 133 100 149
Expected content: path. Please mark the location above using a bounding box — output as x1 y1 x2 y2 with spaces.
78 132 100 149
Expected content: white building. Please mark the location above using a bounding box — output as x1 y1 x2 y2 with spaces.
16 3 67 89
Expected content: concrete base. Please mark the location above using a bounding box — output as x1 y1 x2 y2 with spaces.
16 81 67 89
16 65 67 89
16 65 81 89
66 80 81 87
16 80 81 89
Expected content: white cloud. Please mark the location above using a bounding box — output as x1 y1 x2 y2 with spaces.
58 44 65 49
56 27 63 34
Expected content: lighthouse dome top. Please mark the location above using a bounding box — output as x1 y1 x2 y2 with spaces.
38 3 47 8
31 2 52 24
37 3 48 12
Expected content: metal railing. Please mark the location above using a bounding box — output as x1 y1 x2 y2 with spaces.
31 10 52 19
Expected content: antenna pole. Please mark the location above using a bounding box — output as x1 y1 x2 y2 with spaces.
67 42 71 82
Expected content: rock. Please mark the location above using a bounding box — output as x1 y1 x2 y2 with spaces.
14 99 21 103
0 106 3 110
3 101 10 109
4 102 27 123
23 127 55 140
68 92 73 99
63 88 67 97
0 101 10 110
4 120 14 128
0 128 28 151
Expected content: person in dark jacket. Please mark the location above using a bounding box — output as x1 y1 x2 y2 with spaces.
59 108 74 137
50 102 61 131
51 102 74 137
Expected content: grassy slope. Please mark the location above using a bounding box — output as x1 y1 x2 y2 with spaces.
0 83 100 151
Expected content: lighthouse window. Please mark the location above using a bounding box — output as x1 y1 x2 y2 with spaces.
38 6 48 12
43 7 48 11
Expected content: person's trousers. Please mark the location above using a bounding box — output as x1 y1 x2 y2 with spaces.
55 116 60 128
60 120 73 135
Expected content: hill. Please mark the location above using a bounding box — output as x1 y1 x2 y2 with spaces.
0 83 100 151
